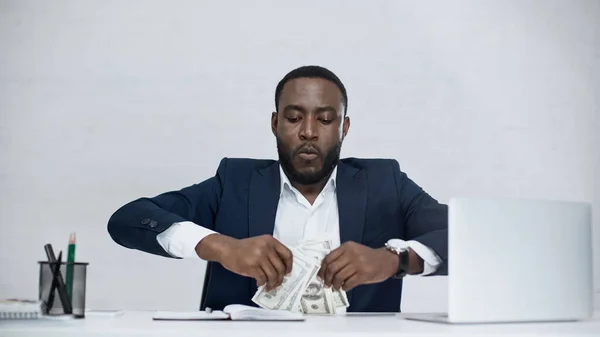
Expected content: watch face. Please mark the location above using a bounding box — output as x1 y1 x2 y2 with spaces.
384 243 407 279
385 243 400 255
386 239 409 252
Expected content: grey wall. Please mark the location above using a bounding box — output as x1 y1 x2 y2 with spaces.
1 0 598 312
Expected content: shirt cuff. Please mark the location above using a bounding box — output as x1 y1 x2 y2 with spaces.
406 240 442 276
156 221 216 258
387 238 442 276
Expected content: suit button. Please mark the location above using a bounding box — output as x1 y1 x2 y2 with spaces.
141 218 150 225
149 220 158 228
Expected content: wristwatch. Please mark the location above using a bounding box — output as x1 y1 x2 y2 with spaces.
384 239 410 279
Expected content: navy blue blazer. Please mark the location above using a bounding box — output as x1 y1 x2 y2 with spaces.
107 157 448 312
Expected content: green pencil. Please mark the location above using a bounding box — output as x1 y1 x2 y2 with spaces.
66 232 76 303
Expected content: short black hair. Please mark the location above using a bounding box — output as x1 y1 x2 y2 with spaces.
275 65 348 116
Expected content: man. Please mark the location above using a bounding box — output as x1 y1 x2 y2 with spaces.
107 65 448 312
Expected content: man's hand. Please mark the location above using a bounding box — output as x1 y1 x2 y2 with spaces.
318 241 399 291
195 234 293 292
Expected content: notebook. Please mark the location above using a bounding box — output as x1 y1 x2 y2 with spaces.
0 299 43 319
153 304 305 321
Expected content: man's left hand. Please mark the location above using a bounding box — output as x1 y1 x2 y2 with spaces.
317 241 399 291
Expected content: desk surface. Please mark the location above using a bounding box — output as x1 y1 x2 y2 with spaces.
1 311 599 337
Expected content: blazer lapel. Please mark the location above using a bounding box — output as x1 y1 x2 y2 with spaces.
336 162 367 246
248 161 281 238
336 161 367 306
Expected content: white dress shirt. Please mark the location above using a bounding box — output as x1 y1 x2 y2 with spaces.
156 165 442 312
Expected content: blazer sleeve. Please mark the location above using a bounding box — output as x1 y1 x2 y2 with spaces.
107 158 228 258
391 159 449 275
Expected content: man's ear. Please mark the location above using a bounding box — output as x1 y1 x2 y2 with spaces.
342 116 350 140
271 112 278 136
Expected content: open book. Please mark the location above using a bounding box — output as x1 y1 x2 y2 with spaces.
153 304 304 321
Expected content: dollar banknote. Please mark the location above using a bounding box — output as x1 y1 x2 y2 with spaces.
300 277 335 314
252 239 349 315
251 247 318 310
297 239 349 311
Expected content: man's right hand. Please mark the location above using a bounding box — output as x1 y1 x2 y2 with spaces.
195 234 293 291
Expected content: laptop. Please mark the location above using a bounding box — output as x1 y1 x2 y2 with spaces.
404 197 593 324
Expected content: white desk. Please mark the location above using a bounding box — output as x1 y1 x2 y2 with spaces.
1 311 599 337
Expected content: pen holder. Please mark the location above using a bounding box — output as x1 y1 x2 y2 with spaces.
38 261 89 318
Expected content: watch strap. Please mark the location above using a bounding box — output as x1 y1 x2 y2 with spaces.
384 242 409 279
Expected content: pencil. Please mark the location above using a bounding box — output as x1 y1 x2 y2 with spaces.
66 233 76 303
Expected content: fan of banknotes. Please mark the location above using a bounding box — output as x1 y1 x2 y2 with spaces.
251 239 349 315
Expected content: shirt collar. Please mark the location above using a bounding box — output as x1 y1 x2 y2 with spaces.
279 165 338 196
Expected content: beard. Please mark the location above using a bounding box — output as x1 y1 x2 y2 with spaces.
277 137 341 186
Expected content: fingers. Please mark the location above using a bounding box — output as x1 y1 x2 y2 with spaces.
260 260 279 291
318 246 345 280
272 240 293 275
323 255 351 287
267 249 286 286
253 267 267 288
332 264 356 290
246 235 293 291
342 274 361 292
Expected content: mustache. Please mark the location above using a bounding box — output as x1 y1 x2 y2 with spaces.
295 144 320 156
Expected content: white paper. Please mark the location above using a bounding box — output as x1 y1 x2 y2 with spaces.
152 310 229 320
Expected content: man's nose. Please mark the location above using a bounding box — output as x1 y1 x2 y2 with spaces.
299 118 318 141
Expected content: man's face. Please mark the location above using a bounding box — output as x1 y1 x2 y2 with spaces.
272 78 350 186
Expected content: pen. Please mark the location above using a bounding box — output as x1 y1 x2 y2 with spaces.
44 244 73 314
46 252 61 313
66 233 76 303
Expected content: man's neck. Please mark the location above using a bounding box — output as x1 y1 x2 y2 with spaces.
291 180 328 204
279 164 338 205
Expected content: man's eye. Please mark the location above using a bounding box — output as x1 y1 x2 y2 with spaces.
287 117 300 123
320 119 333 124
